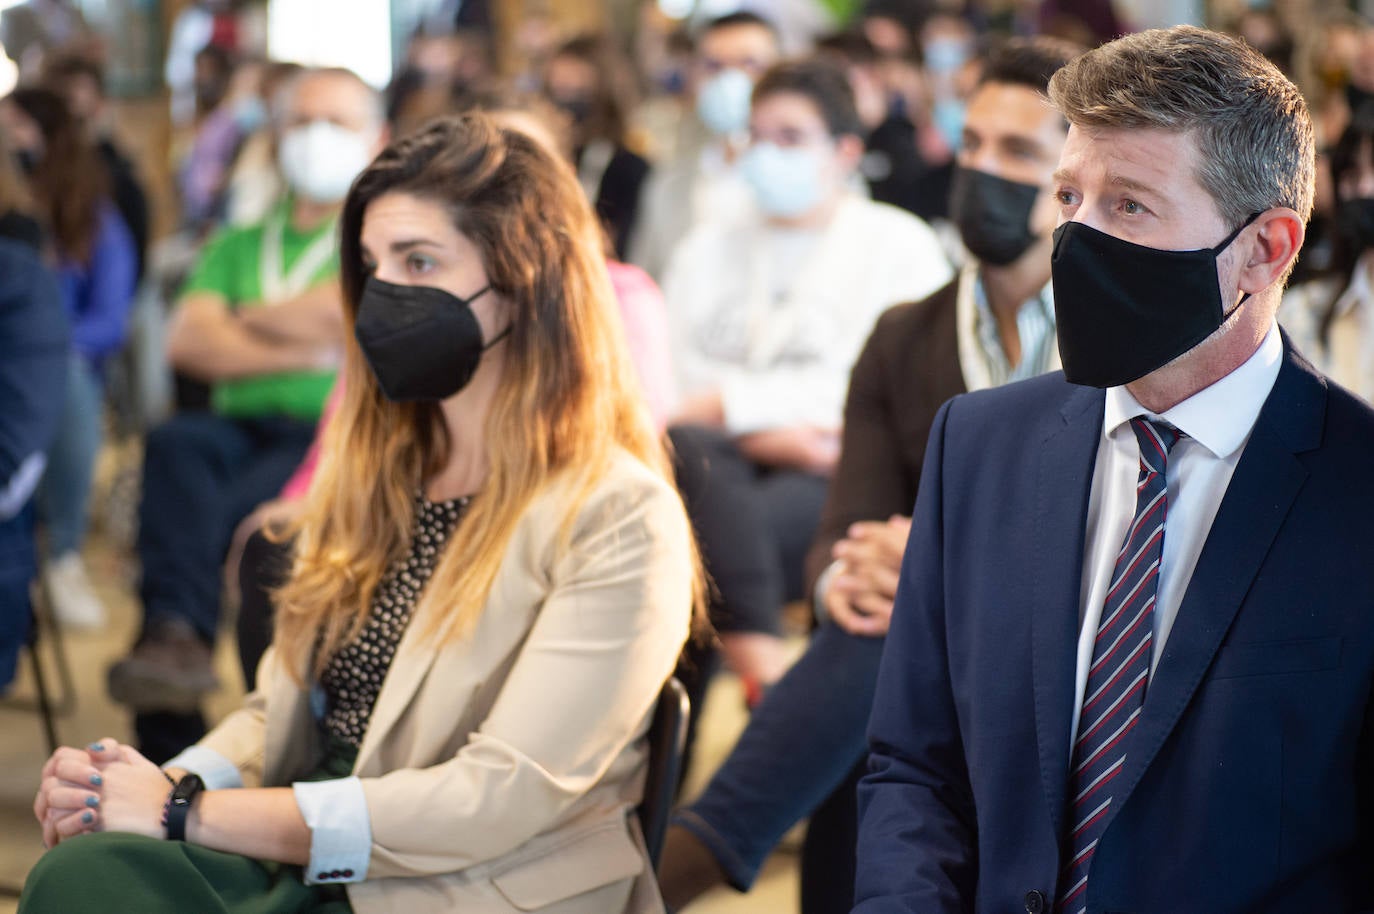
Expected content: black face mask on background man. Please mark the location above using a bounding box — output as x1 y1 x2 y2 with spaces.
948 166 1041 266
1051 213 1258 388
354 276 510 402
1337 197 1374 252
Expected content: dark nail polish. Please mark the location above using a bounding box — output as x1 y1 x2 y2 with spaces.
85 795 99 808
89 773 102 786
81 811 93 825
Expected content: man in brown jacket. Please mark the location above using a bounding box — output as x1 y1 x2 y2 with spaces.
657 36 1079 914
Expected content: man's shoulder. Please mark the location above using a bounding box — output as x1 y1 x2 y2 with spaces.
943 371 1091 441
877 280 960 333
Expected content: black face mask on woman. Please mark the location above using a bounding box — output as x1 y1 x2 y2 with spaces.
354 276 510 402
1051 213 1258 388
948 166 1041 266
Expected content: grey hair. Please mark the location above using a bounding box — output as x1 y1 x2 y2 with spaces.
1047 25 1315 227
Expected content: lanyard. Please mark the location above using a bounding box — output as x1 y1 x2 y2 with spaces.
260 209 337 304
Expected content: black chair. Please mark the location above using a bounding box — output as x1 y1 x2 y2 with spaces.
637 676 690 869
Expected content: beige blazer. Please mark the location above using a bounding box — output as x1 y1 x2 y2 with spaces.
198 450 694 914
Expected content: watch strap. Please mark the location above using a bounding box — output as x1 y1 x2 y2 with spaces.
164 773 205 842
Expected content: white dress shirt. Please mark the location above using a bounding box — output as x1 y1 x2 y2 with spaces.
1068 323 1283 750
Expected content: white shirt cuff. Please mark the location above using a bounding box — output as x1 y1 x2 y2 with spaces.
164 745 243 790
294 776 372 885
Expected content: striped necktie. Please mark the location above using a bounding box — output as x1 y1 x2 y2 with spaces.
1058 417 1180 914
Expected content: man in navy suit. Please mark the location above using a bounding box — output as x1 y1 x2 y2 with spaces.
855 25 1374 914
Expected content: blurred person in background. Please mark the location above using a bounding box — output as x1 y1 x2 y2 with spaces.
42 53 150 282
665 56 951 702
0 0 92 83
629 11 782 281
222 60 302 228
24 111 695 914
817 30 953 222
178 53 265 235
0 239 66 693
542 34 650 261
0 123 42 248
105 67 387 762
659 39 1076 914
3 86 138 631
1281 102 1374 404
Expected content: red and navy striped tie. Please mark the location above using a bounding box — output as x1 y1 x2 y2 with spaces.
1057 417 1180 914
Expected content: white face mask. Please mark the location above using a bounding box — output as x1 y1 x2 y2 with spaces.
278 120 374 203
741 141 830 218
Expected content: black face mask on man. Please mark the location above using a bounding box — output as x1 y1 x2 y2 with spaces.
948 166 1041 266
1051 212 1259 388
354 276 510 402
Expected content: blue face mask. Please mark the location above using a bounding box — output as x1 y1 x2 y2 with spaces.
696 68 754 136
932 97 966 152
741 142 828 218
923 36 971 75
231 95 268 133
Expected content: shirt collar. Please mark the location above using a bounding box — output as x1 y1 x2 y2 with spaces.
1103 321 1283 460
970 266 1055 332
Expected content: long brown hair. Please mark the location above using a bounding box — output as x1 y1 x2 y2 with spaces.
274 113 702 681
9 87 107 263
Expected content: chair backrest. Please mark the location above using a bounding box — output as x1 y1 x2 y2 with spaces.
637 675 690 869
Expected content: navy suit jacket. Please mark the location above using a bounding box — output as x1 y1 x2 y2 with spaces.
855 341 1374 914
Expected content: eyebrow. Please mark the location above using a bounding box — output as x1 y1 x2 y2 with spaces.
1050 168 1168 202
385 238 443 254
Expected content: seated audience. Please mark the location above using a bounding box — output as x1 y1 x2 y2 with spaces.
105 67 387 761
23 110 696 914
665 56 951 696
543 34 650 260
4 87 139 631
630 11 782 281
658 38 1078 914
0 239 67 690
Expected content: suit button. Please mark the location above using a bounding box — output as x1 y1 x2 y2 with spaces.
316 872 329 881
342 869 354 878
1025 890 1047 914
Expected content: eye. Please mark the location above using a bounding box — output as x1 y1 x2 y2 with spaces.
1120 198 1148 216
405 252 436 275
1055 188 1079 207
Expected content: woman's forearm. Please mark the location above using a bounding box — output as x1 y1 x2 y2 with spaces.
187 787 312 865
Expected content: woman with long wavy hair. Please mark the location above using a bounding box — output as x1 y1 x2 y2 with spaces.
23 112 699 914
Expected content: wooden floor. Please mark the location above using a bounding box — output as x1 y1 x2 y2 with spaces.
0 535 800 913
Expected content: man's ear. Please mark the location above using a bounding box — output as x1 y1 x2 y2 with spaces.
1237 207 1305 294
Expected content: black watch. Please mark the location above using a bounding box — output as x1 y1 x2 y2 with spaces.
165 773 205 842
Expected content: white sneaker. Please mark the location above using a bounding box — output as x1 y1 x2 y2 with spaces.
43 552 108 631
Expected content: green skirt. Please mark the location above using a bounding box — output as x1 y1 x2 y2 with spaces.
19 736 358 914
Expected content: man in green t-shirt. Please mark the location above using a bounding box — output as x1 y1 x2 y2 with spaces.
108 67 386 758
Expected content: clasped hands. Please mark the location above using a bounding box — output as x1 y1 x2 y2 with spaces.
33 738 179 849
824 515 912 637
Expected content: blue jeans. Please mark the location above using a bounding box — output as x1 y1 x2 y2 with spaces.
137 412 314 641
38 355 102 557
673 622 887 905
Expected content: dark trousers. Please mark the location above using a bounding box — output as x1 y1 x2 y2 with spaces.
672 622 886 912
0 501 35 690
137 412 313 641
134 412 313 761
668 424 828 636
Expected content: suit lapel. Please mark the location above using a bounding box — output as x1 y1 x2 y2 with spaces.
1031 384 1104 840
354 599 444 773
1108 343 1325 818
